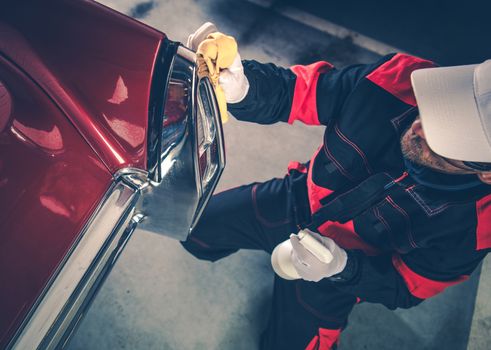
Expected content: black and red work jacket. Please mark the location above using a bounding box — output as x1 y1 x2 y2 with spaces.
228 53 491 309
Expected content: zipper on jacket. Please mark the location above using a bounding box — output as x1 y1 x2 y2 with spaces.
384 171 409 190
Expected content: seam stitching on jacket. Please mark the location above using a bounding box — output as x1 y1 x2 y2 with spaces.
251 184 291 228
295 283 345 324
333 124 373 174
390 107 417 131
386 195 418 249
322 138 356 182
405 187 465 217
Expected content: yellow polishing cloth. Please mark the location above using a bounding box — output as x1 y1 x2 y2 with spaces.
196 32 238 124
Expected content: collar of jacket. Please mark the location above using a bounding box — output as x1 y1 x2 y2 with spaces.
403 157 487 192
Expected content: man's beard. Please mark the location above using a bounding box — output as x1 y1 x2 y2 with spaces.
400 126 452 173
400 126 424 164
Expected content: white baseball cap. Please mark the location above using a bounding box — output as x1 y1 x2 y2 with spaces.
411 59 491 162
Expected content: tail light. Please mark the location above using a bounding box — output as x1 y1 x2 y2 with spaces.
141 42 225 240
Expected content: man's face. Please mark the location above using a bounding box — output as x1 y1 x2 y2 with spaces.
400 117 486 176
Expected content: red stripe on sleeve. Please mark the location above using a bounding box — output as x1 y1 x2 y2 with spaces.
392 254 469 299
288 161 308 174
307 147 334 214
305 328 341 350
304 335 319 350
366 53 435 106
318 220 380 256
476 194 491 250
289 61 333 125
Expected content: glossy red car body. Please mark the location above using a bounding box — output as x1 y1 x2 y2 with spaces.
0 0 165 347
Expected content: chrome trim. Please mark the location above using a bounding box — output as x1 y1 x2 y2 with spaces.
8 45 226 350
8 44 226 350
136 45 225 241
189 78 225 231
115 167 150 191
176 43 196 62
9 173 142 350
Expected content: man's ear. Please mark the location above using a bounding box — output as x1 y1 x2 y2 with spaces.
411 118 426 140
477 172 491 185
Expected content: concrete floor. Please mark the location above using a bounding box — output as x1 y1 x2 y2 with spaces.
69 1 487 349
469 255 491 350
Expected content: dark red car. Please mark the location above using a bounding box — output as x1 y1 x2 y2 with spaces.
0 1 225 348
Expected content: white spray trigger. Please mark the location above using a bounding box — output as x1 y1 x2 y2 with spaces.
296 230 334 264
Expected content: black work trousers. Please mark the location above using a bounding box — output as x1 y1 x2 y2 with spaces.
181 173 357 350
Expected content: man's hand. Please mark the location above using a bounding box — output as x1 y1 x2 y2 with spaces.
290 229 348 282
196 32 237 85
187 23 250 122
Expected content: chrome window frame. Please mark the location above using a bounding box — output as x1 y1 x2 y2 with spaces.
7 171 146 350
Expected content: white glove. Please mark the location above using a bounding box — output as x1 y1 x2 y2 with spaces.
188 22 249 104
290 229 348 282
218 53 249 103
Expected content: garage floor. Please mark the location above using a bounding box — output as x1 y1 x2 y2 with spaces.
68 1 485 349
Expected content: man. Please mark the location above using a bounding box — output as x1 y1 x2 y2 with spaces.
182 23 491 349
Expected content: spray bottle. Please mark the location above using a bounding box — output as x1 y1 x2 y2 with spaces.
271 229 334 280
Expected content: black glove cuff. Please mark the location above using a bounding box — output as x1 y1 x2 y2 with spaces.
327 250 360 283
